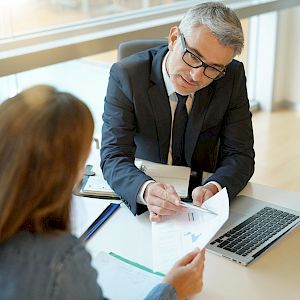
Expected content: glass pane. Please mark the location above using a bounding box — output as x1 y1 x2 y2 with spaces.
0 53 115 135
236 18 248 73
0 0 188 38
0 75 19 103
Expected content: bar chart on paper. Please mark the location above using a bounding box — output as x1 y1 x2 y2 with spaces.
152 188 229 274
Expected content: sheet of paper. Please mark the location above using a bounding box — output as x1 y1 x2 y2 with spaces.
136 159 191 198
93 252 162 300
152 188 229 274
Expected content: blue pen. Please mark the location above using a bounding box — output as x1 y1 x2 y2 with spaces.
80 203 120 242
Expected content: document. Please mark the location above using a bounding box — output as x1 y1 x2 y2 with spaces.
80 159 191 198
152 188 229 274
93 251 162 300
139 159 191 198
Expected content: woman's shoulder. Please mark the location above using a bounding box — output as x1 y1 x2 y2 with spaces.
1 230 81 255
0 230 87 280
0 231 103 300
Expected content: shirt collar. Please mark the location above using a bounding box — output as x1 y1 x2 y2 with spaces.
162 52 176 97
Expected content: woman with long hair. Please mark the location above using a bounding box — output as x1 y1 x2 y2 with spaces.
0 85 204 300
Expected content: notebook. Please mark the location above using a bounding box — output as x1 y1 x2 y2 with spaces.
80 159 191 199
206 195 300 266
80 170 118 198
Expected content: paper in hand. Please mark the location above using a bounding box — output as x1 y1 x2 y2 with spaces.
152 188 229 274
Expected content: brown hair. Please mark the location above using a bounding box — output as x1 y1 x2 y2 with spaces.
0 85 94 242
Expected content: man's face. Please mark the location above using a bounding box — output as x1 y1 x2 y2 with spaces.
166 25 235 95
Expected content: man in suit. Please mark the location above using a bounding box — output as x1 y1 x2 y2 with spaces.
101 2 255 221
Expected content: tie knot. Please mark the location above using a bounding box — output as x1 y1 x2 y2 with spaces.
175 93 188 104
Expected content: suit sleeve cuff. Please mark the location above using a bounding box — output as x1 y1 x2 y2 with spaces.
144 283 178 300
136 180 156 205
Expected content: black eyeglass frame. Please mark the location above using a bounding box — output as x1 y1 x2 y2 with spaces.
179 32 226 80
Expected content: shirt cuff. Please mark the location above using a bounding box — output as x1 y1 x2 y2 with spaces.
205 181 222 192
136 180 156 205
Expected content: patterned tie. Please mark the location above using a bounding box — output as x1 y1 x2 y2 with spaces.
172 93 188 165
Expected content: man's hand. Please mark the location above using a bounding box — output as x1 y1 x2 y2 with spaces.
192 182 219 206
144 182 185 222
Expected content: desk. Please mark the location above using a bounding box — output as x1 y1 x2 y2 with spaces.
73 182 300 300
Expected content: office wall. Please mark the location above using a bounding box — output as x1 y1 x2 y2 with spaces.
274 6 300 106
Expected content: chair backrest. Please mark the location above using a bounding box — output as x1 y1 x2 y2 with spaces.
117 38 168 61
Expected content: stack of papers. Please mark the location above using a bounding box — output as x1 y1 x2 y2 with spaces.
152 188 229 274
81 171 117 198
138 159 191 198
80 159 191 199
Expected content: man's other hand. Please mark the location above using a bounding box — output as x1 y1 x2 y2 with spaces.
192 183 219 206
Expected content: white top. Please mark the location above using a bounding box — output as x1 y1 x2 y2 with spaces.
161 52 193 165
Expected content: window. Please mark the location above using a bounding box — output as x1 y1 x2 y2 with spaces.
1 1 299 112
0 0 189 39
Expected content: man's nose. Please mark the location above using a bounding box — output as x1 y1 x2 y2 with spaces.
190 66 205 81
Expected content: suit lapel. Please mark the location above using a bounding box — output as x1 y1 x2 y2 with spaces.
148 46 171 163
185 85 214 166
147 45 215 165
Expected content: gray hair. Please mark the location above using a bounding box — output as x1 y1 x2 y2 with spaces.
179 2 244 56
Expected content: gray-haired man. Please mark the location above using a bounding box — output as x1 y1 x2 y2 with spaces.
101 2 255 221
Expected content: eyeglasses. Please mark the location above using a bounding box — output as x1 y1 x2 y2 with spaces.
179 32 226 80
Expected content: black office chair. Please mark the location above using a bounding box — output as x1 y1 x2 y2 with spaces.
117 38 168 61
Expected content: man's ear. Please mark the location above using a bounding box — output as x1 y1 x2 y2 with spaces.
168 26 179 51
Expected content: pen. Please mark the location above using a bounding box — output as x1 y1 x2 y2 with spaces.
80 202 120 242
180 201 218 216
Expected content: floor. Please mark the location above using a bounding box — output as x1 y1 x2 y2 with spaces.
251 109 300 193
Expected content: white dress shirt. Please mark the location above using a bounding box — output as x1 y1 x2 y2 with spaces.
137 52 221 205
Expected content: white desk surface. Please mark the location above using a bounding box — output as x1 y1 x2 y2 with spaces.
72 182 300 300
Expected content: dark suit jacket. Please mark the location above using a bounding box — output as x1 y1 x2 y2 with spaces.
101 45 255 215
